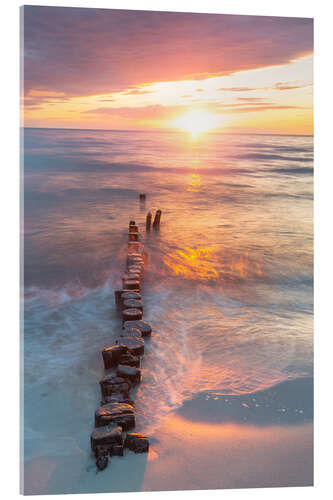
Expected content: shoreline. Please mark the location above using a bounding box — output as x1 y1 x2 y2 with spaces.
23 416 313 495
142 415 313 492
23 377 313 495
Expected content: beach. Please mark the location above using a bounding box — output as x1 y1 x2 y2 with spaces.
24 399 313 494
22 127 313 494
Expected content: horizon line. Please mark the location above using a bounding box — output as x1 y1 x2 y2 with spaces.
22 126 314 138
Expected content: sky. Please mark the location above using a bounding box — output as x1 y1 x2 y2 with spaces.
22 6 313 134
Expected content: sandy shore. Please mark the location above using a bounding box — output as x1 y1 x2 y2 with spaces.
143 415 313 491
23 413 313 495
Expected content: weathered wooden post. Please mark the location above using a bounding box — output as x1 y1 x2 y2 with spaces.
123 279 140 291
91 218 151 470
121 291 141 302
123 319 152 337
122 298 143 312
128 241 140 253
146 211 152 231
128 232 139 242
153 209 162 229
122 307 143 322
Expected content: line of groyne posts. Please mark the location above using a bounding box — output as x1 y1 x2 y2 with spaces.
90 198 162 471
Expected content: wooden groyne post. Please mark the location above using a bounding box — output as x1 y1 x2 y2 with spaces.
152 209 162 229
90 219 152 470
146 212 152 231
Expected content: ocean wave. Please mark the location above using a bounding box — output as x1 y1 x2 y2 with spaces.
177 377 313 426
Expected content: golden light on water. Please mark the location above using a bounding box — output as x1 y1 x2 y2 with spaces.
164 246 263 282
171 109 222 137
164 247 219 281
186 173 202 192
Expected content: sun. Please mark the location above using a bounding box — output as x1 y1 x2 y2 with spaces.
171 109 222 137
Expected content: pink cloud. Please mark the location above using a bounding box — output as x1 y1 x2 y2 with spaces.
23 6 313 106
84 104 188 120
83 101 304 121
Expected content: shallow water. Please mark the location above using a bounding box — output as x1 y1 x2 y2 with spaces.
22 127 313 491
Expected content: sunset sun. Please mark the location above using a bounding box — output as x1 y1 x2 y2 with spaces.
171 109 222 137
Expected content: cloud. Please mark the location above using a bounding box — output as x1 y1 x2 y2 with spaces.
83 101 303 122
218 87 256 92
123 89 153 95
84 104 188 120
23 6 313 104
24 89 72 108
237 97 269 102
218 104 303 113
218 81 313 93
274 81 312 90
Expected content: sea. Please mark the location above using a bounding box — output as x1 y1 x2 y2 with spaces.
22 127 313 489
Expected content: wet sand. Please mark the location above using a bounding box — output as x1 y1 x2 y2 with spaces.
143 415 313 492
23 411 313 495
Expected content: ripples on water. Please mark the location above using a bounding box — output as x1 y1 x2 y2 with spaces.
23 128 313 453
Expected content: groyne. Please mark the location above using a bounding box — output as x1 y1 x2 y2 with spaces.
90 207 161 471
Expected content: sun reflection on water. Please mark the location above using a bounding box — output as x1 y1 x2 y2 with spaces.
164 247 218 281
164 246 263 282
186 173 202 192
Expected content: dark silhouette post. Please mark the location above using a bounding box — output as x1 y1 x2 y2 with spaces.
146 212 152 231
153 209 162 229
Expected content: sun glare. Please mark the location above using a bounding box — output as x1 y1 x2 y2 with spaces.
171 109 222 137
172 109 221 137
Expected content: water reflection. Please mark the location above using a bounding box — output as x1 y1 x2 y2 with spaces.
164 246 263 282
186 173 202 192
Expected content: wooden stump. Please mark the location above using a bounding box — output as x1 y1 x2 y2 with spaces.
91 425 123 453
127 267 142 278
122 274 141 287
128 242 140 253
123 320 152 337
116 364 141 384
127 252 142 259
122 298 143 312
120 327 142 339
95 402 135 430
122 307 143 322
101 393 134 406
127 255 144 265
99 374 131 398
118 348 141 365
121 291 141 302
102 344 129 369
122 280 140 291
128 233 139 242
153 209 162 228
146 212 152 231
117 336 144 356
125 433 149 453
